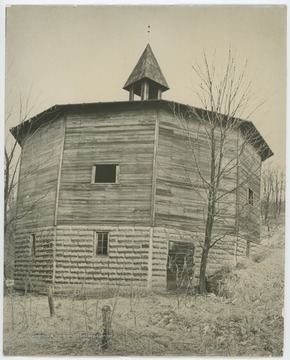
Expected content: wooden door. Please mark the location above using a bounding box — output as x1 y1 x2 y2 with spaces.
167 242 195 291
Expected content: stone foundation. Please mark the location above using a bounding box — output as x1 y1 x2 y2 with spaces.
54 226 149 292
13 224 256 293
207 236 249 275
14 226 55 293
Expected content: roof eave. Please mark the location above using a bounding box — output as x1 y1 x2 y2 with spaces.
123 77 170 92
10 105 64 146
9 99 273 162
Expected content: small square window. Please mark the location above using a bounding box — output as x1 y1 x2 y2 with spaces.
248 188 254 206
94 232 109 256
91 164 119 184
30 234 36 256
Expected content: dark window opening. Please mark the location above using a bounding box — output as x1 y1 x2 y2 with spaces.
248 188 254 206
148 86 159 99
93 164 118 183
95 232 109 256
30 234 36 256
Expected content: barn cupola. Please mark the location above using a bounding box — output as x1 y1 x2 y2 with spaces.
123 44 169 101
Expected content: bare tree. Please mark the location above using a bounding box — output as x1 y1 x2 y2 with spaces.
261 167 285 232
4 90 38 280
173 49 269 294
4 84 57 281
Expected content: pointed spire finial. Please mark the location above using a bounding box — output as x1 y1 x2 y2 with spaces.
147 25 151 42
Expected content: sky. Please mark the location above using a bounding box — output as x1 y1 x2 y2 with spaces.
4 4 286 168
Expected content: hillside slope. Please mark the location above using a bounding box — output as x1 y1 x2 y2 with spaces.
4 224 285 356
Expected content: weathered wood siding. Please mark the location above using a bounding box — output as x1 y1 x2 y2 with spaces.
155 109 237 236
57 109 156 225
238 140 262 243
15 117 65 230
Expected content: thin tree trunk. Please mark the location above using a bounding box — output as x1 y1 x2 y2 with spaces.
199 199 215 294
199 126 216 295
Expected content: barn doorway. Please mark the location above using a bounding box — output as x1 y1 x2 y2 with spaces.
167 241 195 291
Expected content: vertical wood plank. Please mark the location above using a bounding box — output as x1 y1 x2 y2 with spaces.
147 227 154 290
141 82 145 100
116 164 120 183
157 89 162 100
54 116 66 226
150 110 159 226
129 86 134 101
52 226 57 286
91 165 96 184
144 80 149 100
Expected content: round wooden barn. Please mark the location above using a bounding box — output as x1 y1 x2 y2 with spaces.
11 44 273 293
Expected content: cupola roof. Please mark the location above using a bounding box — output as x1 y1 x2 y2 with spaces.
123 44 169 94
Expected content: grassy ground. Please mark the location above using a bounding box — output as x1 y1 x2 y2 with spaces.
3 227 284 356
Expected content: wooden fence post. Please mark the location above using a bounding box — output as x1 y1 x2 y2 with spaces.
101 305 112 349
48 285 55 317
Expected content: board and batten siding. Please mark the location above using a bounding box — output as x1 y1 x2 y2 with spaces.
56 109 157 225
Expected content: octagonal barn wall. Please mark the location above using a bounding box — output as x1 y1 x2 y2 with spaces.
155 109 238 236
14 117 65 291
15 117 65 230
57 108 156 226
54 226 150 292
238 140 262 243
14 227 55 292
12 102 263 293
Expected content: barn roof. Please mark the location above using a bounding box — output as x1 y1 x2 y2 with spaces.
10 99 273 161
123 44 169 92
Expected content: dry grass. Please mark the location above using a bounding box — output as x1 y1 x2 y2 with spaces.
3 226 284 356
